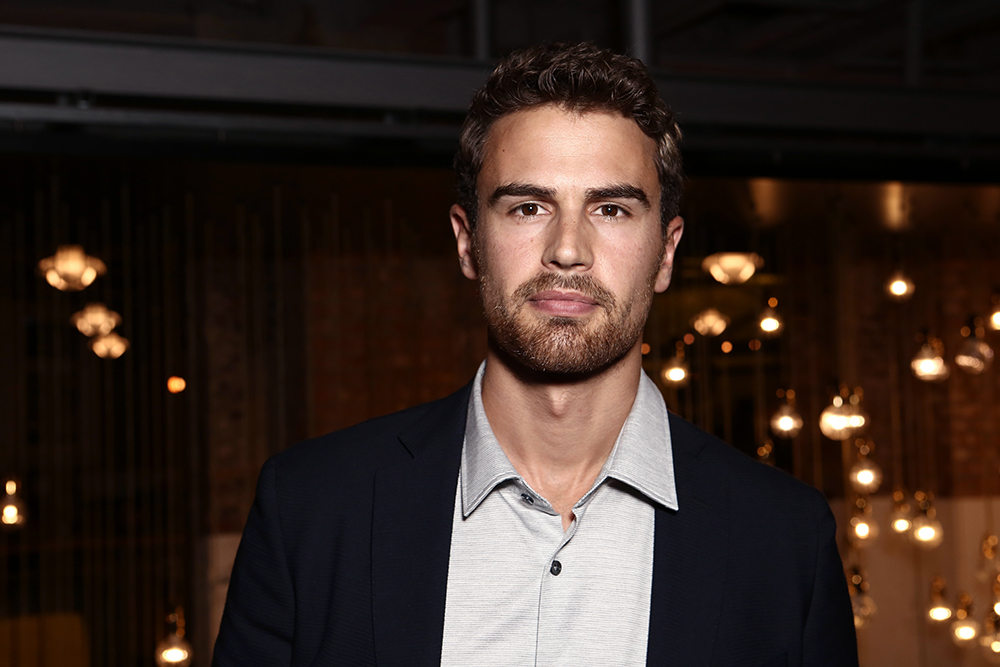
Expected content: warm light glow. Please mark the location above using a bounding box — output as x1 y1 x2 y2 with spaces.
856 470 874 485
992 640 1000 652
991 309 1000 331
955 338 993 375
4 481 14 495
854 522 870 538
917 526 937 541
661 356 688 385
885 271 915 300
912 343 949 381
994 601 1000 615
37 245 107 291
666 367 686 382
691 308 729 337
91 332 129 359
641 343 650 355
720 341 733 353
929 606 952 621
2 505 18 524
761 317 779 332
882 181 907 230
770 403 803 438
893 518 912 533
167 377 187 394
71 303 121 337
911 514 944 549
160 648 189 663
955 624 977 641
701 252 764 285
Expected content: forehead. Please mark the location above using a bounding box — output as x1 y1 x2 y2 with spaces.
479 105 659 192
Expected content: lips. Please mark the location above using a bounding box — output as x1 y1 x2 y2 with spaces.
528 290 599 305
527 289 601 316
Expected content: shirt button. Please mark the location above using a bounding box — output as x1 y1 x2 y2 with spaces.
520 493 534 505
550 560 562 576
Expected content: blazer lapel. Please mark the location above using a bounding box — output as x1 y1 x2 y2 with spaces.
647 416 730 667
371 384 470 667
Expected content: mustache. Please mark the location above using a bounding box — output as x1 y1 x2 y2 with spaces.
510 273 616 310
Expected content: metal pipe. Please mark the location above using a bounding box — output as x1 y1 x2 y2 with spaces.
626 0 650 63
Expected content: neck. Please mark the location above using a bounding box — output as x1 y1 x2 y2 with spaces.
480 340 643 525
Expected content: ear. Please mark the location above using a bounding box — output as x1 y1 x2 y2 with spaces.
450 204 479 280
654 216 685 293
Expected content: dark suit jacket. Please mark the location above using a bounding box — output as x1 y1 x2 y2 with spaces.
213 381 858 667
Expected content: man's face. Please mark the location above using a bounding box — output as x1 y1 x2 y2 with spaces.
451 105 684 375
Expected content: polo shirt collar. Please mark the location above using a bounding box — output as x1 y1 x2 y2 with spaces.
460 361 679 517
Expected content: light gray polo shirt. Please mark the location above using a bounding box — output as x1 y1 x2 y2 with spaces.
440 362 679 666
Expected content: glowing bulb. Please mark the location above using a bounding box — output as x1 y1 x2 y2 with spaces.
71 303 121 337
855 522 870 538
2 505 18 523
912 343 949 381
37 245 107 291
758 307 782 335
929 606 952 621
956 624 978 641
918 526 936 540
167 377 187 394
661 356 688 385
889 281 907 295
770 403 803 438
161 648 189 663
4 481 14 495
992 309 1000 331
911 514 944 549
91 332 129 359
849 458 882 494
893 518 912 532
885 271 915 300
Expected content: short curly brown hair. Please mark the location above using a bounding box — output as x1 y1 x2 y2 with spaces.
454 42 683 233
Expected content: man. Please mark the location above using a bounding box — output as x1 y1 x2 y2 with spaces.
214 43 858 666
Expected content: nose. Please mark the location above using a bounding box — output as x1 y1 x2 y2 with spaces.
543 213 593 272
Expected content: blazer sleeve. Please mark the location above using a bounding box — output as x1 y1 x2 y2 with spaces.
802 501 859 666
213 458 296 667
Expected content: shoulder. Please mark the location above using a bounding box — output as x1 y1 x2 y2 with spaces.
265 381 473 493
667 412 830 517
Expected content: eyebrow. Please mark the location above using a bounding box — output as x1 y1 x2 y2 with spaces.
487 182 652 209
488 183 554 206
586 184 651 209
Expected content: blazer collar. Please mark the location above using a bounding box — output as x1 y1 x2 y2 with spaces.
371 382 471 667
646 414 730 667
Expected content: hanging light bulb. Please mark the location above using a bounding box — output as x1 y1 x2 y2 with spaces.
928 576 954 623
37 245 107 291
911 491 944 549
758 298 782 335
982 610 1000 664
952 593 981 647
850 498 879 548
691 308 729 337
701 252 764 285
955 321 994 375
2 479 26 528
911 337 949 381
661 354 688 385
889 489 912 534
885 271 915 301
756 439 776 466
847 566 877 629
849 454 883 495
990 296 1000 331
819 396 850 440
770 394 803 438
155 608 192 667
979 535 1000 585
71 303 122 337
91 332 129 359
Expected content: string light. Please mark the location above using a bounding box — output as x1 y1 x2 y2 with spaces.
927 576 954 623
2 479 26 528
850 498 879 548
848 566 876 629
952 593 980 647
889 489 912 534
911 491 944 549
155 608 192 667
955 321 993 375
759 299 782 335
770 394 804 439
911 338 949 381
661 344 688 385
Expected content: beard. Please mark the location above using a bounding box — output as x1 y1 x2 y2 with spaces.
477 255 662 376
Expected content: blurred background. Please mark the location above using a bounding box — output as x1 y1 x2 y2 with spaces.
0 1 998 665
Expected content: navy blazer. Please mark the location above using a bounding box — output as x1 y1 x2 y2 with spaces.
213 381 858 666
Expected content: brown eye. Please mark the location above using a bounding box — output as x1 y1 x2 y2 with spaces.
600 204 621 217
518 203 539 216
